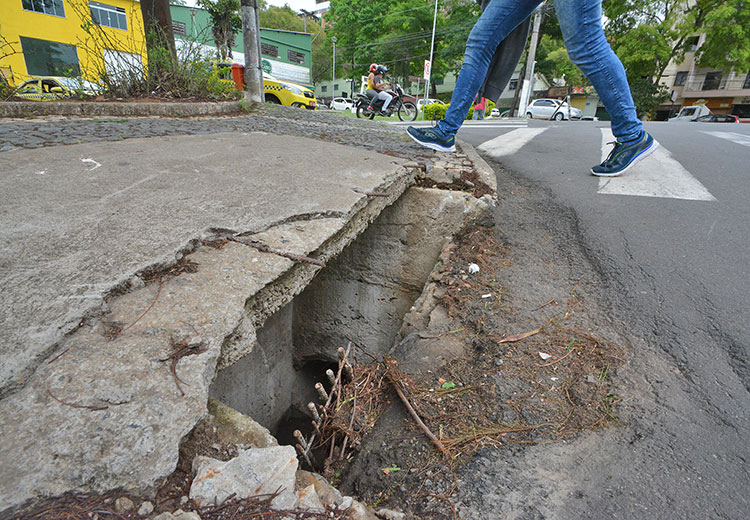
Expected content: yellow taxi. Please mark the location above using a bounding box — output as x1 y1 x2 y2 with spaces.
215 62 317 110
13 76 103 101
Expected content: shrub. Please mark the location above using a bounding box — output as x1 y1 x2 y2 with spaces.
71 2 239 101
424 102 447 120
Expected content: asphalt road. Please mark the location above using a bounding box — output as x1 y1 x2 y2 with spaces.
405 118 750 518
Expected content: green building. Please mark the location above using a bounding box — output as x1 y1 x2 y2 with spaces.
170 4 313 87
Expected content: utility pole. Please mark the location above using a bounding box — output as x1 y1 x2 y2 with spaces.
332 36 337 95
241 0 263 104
518 7 542 117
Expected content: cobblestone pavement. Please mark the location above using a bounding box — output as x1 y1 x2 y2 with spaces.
0 104 438 163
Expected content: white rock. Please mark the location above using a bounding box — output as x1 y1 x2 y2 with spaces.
468 263 480 274
376 508 407 520
190 446 298 510
153 513 175 520
348 500 378 520
297 484 325 513
114 496 135 513
137 500 154 516
173 511 201 520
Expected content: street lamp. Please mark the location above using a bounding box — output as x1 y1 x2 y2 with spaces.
331 36 337 96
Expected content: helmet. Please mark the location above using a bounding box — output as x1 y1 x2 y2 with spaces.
369 63 378 73
376 65 388 75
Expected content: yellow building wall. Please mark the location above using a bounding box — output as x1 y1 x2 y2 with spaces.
0 0 146 85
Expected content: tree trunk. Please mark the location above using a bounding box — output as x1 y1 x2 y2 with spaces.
140 0 177 59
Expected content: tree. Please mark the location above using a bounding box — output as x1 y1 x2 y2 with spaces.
326 0 480 94
603 0 750 77
199 0 242 61
140 0 177 59
602 0 750 116
259 4 324 84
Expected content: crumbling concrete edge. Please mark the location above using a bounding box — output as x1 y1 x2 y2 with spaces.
457 138 498 194
0 100 246 119
218 166 416 369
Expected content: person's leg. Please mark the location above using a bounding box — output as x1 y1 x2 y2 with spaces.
555 0 657 175
437 0 543 136
472 108 481 120
380 91 393 111
407 0 541 152
555 0 640 141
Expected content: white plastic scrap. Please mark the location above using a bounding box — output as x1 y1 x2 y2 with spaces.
468 263 480 274
538 352 552 360
481 293 493 299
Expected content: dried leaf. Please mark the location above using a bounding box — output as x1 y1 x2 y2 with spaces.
499 327 542 343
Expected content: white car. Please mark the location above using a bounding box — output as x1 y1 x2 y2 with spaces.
526 98 582 120
417 98 445 111
490 108 500 118
330 97 354 111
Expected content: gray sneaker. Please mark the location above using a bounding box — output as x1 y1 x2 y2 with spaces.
591 131 658 177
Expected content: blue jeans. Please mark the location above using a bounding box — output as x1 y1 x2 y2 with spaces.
437 0 641 141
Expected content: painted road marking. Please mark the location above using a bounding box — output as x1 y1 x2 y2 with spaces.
700 131 750 148
390 121 527 127
597 129 716 201
476 127 547 158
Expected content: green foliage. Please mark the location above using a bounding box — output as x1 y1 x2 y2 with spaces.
603 0 750 74
326 0 479 91
536 34 586 87
259 4 324 84
423 102 447 121
602 0 750 117
628 76 670 118
198 0 242 61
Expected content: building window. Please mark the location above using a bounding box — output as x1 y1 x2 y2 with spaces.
90 2 128 31
686 36 699 52
509 79 518 90
334 84 339 90
288 50 305 64
744 73 750 90
434 78 444 86
172 21 187 37
702 71 722 90
321 85 327 92
674 71 688 87
20 36 81 77
261 43 278 58
22 0 65 17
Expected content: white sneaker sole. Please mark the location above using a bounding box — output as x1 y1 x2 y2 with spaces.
591 139 659 177
407 131 456 153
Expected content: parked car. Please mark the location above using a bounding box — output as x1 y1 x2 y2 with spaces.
490 108 500 118
13 76 103 100
330 97 354 111
214 62 317 110
526 98 582 120
417 98 445 111
694 114 739 123
668 105 711 122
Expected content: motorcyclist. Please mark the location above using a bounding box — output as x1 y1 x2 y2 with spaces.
366 64 393 115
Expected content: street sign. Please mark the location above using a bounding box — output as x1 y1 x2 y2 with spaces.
423 60 431 80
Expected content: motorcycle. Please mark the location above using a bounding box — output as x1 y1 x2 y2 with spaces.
355 82 418 121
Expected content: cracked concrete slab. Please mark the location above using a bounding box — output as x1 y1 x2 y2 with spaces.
0 132 413 511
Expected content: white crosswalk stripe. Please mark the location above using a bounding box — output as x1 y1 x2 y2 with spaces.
476 127 547 158
389 120 527 127
700 131 750 148
597 129 716 201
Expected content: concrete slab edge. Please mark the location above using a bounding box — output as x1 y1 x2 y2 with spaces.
457 138 498 194
219 167 416 369
0 100 247 118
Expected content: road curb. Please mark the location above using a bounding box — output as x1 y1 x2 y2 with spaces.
0 100 246 118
